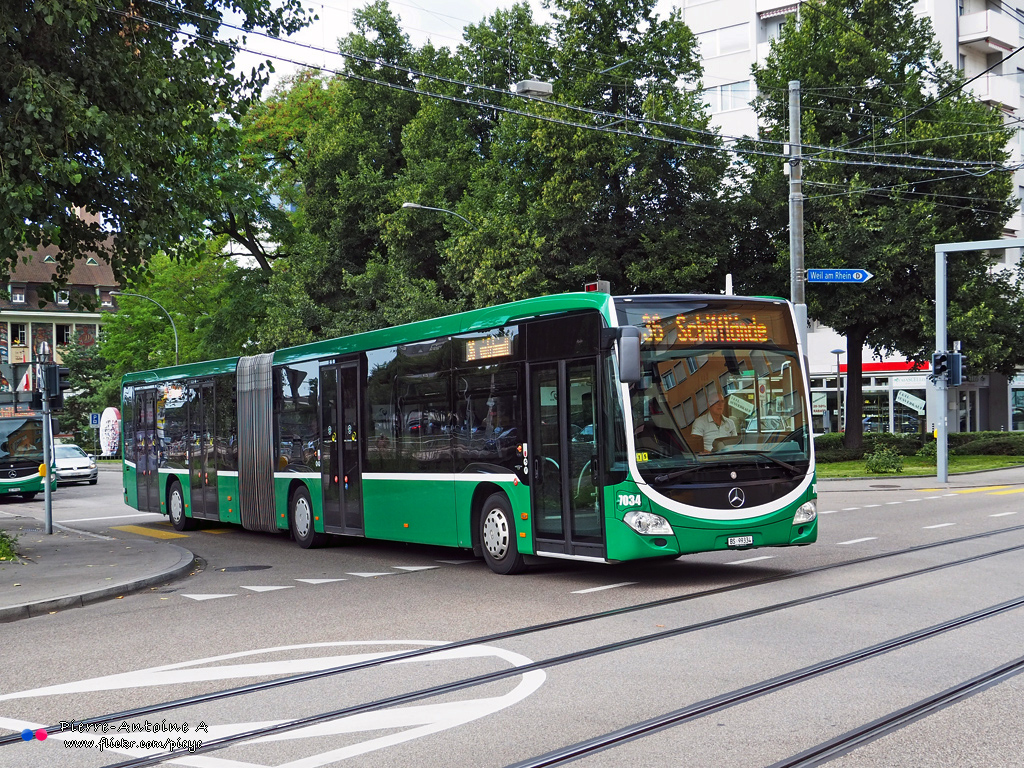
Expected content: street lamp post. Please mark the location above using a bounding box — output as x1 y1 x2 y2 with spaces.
112 291 178 366
401 202 478 229
831 348 845 433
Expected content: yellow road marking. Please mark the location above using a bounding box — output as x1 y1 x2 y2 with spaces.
203 529 232 534
112 525 188 539
952 486 1009 494
988 488 1024 495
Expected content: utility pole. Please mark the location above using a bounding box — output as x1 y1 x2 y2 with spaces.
789 80 808 353
41 364 54 534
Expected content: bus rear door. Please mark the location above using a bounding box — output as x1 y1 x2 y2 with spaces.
188 380 219 520
321 362 364 535
134 388 160 513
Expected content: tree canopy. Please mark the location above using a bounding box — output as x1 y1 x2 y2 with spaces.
746 0 1023 446
1 0 313 296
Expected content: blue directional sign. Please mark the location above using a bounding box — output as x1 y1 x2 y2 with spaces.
90 412 101 428
806 268 874 284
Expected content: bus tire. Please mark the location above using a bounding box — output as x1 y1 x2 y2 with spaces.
21 492 37 501
168 480 195 531
290 485 328 549
480 493 526 575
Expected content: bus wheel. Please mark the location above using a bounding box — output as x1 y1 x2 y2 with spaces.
168 481 195 531
480 493 526 575
21 492 37 501
290 485 327 549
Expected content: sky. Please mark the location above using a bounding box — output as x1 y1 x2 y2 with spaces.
232 0 556 92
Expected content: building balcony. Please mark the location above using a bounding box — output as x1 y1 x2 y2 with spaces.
969 73 1019 111
959 10 1018 55
756 0 800 15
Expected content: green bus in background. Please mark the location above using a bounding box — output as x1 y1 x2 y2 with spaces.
0 414 56 500
121 292 816 574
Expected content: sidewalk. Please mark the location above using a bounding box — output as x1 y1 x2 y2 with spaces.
0 512 195 623
816 464 1024 493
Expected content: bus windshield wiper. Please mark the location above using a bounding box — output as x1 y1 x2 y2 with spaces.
653 464 703 483
715 450 803 475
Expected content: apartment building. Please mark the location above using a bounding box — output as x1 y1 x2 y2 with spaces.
682 0 1024 433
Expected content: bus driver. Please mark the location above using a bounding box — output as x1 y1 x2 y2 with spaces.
690 390 736 453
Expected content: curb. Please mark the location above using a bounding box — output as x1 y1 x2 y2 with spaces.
0 545 196 624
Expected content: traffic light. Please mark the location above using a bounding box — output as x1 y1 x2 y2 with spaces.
948 352 963 387
932 351 948 380
44 364 71 410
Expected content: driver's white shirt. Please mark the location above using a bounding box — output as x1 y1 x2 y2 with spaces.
690 412 737 451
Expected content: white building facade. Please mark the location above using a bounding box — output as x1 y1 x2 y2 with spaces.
681 0 1024 434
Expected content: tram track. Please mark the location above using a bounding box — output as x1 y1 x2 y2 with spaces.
767 655 1024 768
77 531 1024 767
506 598 1024 768
1 521 1020 756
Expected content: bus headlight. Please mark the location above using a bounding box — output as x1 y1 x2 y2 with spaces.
623 510 673 535
793 501 817 525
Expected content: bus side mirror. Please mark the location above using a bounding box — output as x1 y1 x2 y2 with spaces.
617 327 642 384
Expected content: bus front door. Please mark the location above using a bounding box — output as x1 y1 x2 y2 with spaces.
529 360 604 560
321 362 364 535
135 388 160 513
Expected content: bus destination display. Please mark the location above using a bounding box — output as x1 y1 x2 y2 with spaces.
641 312 769 345
465 336 514 362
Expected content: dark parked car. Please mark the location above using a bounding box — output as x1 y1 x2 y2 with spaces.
54 444 98 485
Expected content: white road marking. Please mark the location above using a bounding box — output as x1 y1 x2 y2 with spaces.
864 504 881 508
842 507 860 511
181 594 236 601
836 537 878 545
436 559 476 564
394 566 440 571
0 641 546 767
571 582 637 594
886 501 903 505
62 513 163 522
991 512 1019 517
923 523 955 529
296 578 347 584
347 572 395 578
819 510 838 515
242 586 295 592
727 556 775 565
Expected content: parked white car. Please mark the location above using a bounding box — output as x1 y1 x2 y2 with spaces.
54 444 98 485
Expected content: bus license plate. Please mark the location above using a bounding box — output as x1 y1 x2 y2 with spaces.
728 536 753 547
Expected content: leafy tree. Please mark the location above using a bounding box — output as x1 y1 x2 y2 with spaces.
100 248 267 377
57 335 115 451
442 0 734 304
1 0 313 296
747 0 1018 447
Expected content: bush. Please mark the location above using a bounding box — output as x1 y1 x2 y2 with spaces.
0 530 19 562
951 434 1024 456
863 431 924 456
864 446 904 474
916 440 937 460
813 432 863 462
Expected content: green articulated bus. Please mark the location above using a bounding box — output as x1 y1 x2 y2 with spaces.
121 293 816 574
0 414 56 500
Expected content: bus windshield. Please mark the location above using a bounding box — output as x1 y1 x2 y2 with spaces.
0 418 46 465
614 297 811 484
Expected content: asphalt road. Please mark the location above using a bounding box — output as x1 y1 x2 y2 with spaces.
1 470 1023 767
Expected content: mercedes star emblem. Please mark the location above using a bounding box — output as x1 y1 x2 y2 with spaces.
728 487 745 508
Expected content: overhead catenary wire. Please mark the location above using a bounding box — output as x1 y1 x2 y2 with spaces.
124 0 1018 175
